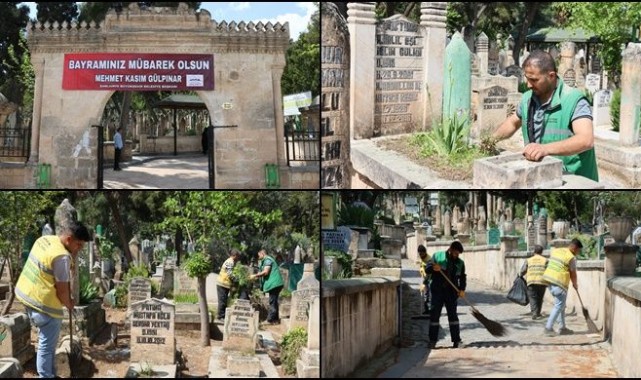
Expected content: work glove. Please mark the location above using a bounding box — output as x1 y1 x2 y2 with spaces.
432 264 441 272
419 267 426 278
419 284 425 292
459 290 465 298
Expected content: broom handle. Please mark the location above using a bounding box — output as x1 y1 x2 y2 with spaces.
436 268 479 313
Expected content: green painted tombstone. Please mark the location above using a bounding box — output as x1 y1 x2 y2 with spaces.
518 236 527 251
487 228 501 246
443 32 471 122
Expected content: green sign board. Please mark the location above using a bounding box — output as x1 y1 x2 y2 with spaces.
487 228 501 246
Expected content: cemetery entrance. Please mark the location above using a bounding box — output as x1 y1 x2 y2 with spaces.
25 3 290 189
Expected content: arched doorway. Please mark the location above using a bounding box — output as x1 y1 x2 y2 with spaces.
26 3 289 188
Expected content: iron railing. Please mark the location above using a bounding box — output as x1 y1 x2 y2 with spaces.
285 130 319 166
0 127 30 158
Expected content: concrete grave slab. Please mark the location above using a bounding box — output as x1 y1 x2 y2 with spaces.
473 152 563 188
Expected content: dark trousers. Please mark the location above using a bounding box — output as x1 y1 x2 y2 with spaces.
114 148 122 170
217 285 230 319
429 290 460 343
267 285 283 322
527 284 547 316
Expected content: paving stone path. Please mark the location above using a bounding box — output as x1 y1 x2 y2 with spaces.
361 259 619 378
103 154 209 189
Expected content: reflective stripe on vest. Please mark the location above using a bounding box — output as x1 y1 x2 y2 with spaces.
15 235 69 319
217 257 235 289
542 248 574 290
526 255 547 285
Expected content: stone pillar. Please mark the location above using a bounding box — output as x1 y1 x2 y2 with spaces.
604 243 638 279
619 43 641 146
559 41 576 78
443 210 451 238
486 193 493 230
28 57 45 165
443 32 472 121
526 215 536 251
536 215 547 248
421 2 447 128
272 63 287 167
321 2 350 189
476 32 489 75
348 2 376 140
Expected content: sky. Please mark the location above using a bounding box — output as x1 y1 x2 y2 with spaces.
19 2 314 41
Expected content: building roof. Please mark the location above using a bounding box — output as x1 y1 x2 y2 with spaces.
526 27 599 43
155 94 208 110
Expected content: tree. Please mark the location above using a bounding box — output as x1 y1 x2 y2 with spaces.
282 2 320 98
536 191 593 230
35 2 79 24
0 3 30 100
553 2 641 78
0 192 63 315
160 192 283 346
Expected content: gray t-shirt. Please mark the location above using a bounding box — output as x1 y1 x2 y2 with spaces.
52 255 71 282
517 95 592 143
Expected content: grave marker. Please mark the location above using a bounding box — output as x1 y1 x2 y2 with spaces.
563 68 576 88
585 73 600 94
130 298 175 365
593 90 613 128
289 264 320 331
222 299 259 354
128 277 151 314
477 85 510 135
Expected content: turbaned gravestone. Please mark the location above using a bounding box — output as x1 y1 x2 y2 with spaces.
289 264 320 331
222 299 259 354
130 298 175 365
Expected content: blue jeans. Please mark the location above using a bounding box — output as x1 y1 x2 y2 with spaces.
26 307 62 378
546 284 568 330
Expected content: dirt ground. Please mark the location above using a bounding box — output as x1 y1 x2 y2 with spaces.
21 305 294 378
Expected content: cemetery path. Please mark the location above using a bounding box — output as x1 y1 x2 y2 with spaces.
103 154 209 189
356 259 619 378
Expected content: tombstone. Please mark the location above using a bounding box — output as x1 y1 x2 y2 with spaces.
130 298 175 365
563 68 576 88
444 32 472 121
476 85 510 136
322 2 350 189
593 90 613 128
128 277 151 315
619 43 641 146
478 206 486 232
527 216 536 251
296 296 320 378
289 264 320 331
590 55 602 74
321 227 350 253
222 299 260 354
536 215 548 248
574 57 587 89
487 228 501 246
129 236 142 266
173 268 198 299
559 41 576 77
0 313 34 366
373 15 426 136
452 206 460 228
443 211 452 238
585 73 601 95
475 32 489 75
505 65 522 81
488 40 499 76
513 218 524 234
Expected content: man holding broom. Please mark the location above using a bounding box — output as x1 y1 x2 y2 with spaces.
426 241 466 349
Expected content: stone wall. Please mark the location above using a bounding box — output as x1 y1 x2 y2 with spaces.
607 278 641 377
0 163 36 188
280 166 319 189
322 277 399 378
139 135 202 155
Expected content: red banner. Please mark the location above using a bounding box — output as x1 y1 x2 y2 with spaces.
62 53 214 91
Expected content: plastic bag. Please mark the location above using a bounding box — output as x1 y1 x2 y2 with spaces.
507 275 529 306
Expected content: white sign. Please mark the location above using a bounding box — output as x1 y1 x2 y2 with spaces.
284 91 312 116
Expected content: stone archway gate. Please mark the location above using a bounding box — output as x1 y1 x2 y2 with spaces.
25 2 289 189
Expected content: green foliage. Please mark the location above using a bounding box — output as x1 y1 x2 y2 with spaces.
555 2 641 75
282 3 320 97
290 232 312 252
174 292 199 304
582 88 593 107
479 133 500 157
568 233 598 260
323 249 353 279
423 114 470 156
518 81 529 94
97 235 118 262
337 203 376 229
114 284 128 308
280 287 292 298
537 191 593 225
124 263 149 282
79 273 99 305
610 88 621 132
0 3 29 95
596 191 641 219
232 264 251 289
36 2 79 24
181 251 211 279
281 327 308 375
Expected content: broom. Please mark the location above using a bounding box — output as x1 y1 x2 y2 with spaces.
437 269 507 337
575 289 599 334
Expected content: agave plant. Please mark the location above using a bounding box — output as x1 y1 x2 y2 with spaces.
424 112 470 156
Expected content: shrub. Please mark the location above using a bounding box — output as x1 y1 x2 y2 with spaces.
114 284 128 308
280 327 308 375
174 292 199 304
610 88 621 132
323 249 353 279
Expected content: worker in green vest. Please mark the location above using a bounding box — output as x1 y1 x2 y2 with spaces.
519 244 549 320
541 238 582 336
493 50 598 182
251 249 284 324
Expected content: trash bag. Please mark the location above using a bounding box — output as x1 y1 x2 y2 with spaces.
507 275 529 306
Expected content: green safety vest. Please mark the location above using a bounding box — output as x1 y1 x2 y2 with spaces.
259 255 284 292
520 77 599 181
